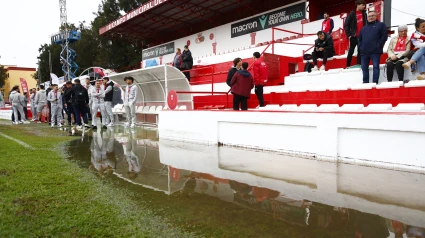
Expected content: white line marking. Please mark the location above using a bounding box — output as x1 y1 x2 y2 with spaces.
0 131 34 150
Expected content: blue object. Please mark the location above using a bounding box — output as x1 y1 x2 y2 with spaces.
145 59 158 68
51 30 81 79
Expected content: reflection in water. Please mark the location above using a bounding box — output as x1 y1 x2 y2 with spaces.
66 128 425 237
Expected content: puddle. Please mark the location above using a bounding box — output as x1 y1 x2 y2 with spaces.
65 126 425 237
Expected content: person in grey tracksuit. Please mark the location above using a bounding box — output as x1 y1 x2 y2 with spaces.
90 80 106 129
85 77 93 118
102 77 115 127
123 76 137 128
47 84 63 127
9 86 28 124
34 85 47 121
30 89 37 120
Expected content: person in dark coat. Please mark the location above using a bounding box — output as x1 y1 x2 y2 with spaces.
359 11 388 84
312 31 335 71
65 79 89 128
181 45 193 82
230 62 254 111
226 57 242 87
344 0 367 68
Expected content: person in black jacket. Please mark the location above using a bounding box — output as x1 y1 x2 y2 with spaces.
181 45 193 82
359 11 388 84
226 57 242 87
312 31 335 71
65 79 89 128
344 0 367 68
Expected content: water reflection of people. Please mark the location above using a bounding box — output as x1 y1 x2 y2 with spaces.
89 130 114 177
123 129 140 179
354 210 389 238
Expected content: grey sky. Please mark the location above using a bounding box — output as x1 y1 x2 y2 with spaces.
0 0 422 68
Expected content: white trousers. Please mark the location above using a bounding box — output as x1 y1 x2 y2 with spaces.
51 104 63 124
91 102 105 126
104 101 114 124
124 103 136 125
12 103 25 122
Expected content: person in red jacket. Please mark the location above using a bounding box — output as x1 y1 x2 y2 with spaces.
230 62 254 110
322 12 334 35
252 52 268 107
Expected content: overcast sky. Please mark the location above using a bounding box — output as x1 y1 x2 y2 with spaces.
0 0 423 68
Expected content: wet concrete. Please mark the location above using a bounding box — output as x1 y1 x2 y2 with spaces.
65 126 425 237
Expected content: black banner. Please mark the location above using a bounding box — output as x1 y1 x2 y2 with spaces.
231 2 306 38
142 42 175 60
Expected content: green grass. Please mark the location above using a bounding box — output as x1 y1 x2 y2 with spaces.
0 123 193 237
0 122 352 237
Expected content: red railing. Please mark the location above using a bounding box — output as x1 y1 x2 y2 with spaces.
176 90 230 108
181 66 216 94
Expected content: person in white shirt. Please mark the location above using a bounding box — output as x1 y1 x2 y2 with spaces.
9 86 29 124
90 79 106 129
84 77 93 117
123 76 137 128
47 84 63 127
29 88 37 121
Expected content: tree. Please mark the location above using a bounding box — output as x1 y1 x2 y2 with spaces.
0 65 8 88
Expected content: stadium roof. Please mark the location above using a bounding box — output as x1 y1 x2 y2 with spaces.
99 0 303 44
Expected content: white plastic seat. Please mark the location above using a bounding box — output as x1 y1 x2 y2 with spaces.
314 104 339 112
142 106 150 113
144 106 156 114
263 104 280 109
392 103 425 112
364 104 392 112
156 106 163 112
404 80 425 88
293 104 317 111
136 106 145 114
338 104 364 112
279 104 297 111
376 81 403 89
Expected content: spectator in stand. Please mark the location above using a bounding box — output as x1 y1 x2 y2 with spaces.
358 11 388 84
252 52 268 108
403 18 425 80
173 48 182 70
322 12 334 35
312 31 335 71
386 25 411 82
226 57 242 87
344 0 367 68
181 45 193 82
230 62 254 110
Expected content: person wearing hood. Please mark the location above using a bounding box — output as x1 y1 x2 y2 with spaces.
358 11 388 84
47 84 63 127
34 84 47 122
312 31 335 71
9 86 29 124
226 57 242 87
230 62 254 110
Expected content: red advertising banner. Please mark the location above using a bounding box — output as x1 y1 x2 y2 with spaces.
20 78 29 95
99 0 168 35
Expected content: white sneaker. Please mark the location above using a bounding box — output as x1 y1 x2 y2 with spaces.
58 123 62 127
22 121 30 124
19 121 24 124
312 66 319 71
130 124 135 128
51 124 55 128
319 65 325 71
12 121 18 125
124 122 130 127
107 123 114 127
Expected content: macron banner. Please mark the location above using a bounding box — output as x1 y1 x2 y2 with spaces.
231 2 306 38
19 78 28 94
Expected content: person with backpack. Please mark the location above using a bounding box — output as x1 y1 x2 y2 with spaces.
252 52 268 107
65 79 89 128
312 31 335 71
226 57 242 87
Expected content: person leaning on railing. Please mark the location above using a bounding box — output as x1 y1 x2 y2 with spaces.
385 25 411 82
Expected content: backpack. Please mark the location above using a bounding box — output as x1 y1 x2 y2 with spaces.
304 62 314 73
75 86 86 104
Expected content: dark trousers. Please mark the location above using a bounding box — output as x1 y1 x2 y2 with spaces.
73 104 88 126
312 49 333 66
361 54 381 84
47 102 51 122
183 72 191 82
347 37 361 67
23 106 28 120
255 85 264 107
386 61 405 81
233 94 248 110
63 104 74 124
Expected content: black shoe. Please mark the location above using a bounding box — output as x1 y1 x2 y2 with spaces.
92 126 97 129
102 125 107 129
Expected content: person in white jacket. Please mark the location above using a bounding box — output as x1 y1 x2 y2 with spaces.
34 84 47 122
9 86 29 124
123 76 137 128
47 84 63 127
29 89 37 121
90 79 106 129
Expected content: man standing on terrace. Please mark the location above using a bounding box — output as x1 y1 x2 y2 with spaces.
252 52 268 108
358 11 388 84
344 0 367 68
322 12 334 35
